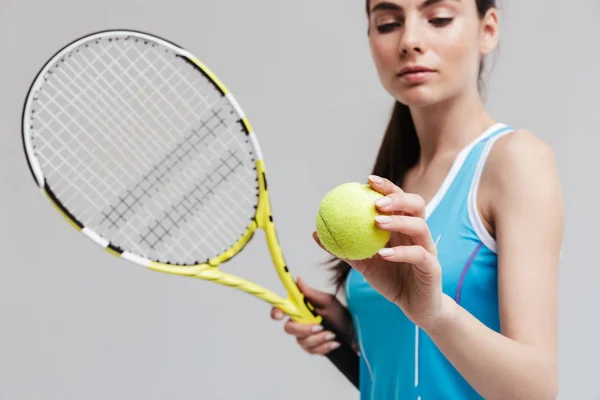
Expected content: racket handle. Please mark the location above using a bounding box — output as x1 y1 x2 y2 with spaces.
320 319 360 389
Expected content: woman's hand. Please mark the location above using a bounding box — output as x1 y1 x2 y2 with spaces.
314 175 448 333
271 277 355 355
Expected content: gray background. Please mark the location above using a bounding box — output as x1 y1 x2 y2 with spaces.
1 0 598 399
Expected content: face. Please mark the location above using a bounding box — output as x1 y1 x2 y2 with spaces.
367 0 497 107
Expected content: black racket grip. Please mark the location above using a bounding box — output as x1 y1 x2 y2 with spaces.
320 319 360 389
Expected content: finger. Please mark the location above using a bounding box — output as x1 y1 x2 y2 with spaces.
284 319 324 339
296 276 333 309
378 245 440 275
374 192 426 219
270 307 286 321
298 330 337 350
368 175 403 196
312 231 327 252
302 340 342 355
374 215 436 254
312 231 357 268
313 231 344 260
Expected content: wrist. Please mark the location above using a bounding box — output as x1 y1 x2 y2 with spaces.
423 294 459 337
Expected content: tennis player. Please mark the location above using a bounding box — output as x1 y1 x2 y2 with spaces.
272 0 563 399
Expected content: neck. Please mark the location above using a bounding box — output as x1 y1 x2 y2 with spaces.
409 87 496 166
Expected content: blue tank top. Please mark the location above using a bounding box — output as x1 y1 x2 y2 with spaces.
345 123 515 400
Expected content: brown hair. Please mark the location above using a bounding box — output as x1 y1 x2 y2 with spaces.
329 0 498 292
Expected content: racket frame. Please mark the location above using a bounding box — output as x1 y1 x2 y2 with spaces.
21 29 359 387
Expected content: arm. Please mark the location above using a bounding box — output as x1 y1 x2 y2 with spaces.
426 131 563 400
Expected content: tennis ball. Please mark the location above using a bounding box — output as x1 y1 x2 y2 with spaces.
316 182 391 260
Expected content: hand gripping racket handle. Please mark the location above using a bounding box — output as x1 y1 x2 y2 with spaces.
320 319 360 388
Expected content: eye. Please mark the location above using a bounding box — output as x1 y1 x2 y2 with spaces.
430 17 453 27
376 22 402 33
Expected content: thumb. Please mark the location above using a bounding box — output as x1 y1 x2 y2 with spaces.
312 231 328 253
297 276 332 309
312 231 357 269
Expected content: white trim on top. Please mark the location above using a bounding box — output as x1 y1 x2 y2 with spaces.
425 123 507 220
467 128 515 253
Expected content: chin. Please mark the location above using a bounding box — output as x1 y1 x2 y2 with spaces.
394 85 446 108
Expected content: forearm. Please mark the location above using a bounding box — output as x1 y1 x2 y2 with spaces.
425 295 558 400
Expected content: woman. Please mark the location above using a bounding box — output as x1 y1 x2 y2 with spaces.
272 0 563 399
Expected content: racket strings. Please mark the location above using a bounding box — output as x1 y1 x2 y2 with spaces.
100 103 255 224
137 118 260 262
30 35 261 265
72 41 202 158
139 152 244 251
37 43 173 186
35 55 170 221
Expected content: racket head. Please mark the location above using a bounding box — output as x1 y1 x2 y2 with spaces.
21 29 361 388
21 29 268 270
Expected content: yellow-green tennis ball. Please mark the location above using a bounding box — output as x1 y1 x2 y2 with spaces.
316 182 391 260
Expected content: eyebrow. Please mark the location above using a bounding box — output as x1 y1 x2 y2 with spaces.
370 0 459 13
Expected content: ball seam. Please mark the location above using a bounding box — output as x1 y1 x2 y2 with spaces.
317 210 348 259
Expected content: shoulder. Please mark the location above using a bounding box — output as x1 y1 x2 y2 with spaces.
483 128 560 195
485 129 557 179
478 128 563 233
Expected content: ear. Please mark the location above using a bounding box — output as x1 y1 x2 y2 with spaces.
479 8 500 56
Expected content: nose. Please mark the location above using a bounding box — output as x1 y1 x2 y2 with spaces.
399 16 425 56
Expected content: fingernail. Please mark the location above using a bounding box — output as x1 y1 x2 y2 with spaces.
330 342 341 350
378 248 394 257
375 215 392 224
276 311 284 319
369 175 383 184
325 332 336 340
312 325 324 333
375 196 392 207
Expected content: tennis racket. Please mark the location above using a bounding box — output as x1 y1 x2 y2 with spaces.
21 29 359 388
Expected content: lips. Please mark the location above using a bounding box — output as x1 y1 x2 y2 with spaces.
398 66 434 76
